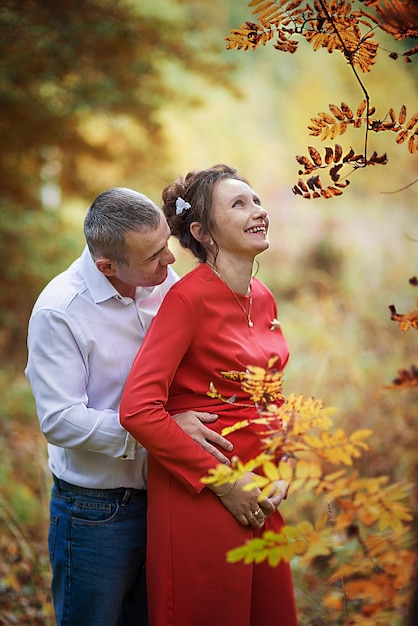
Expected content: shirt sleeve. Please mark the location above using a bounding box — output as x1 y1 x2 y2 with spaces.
120 289 218 494
26 309 137 459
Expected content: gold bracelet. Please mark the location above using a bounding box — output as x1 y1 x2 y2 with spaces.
216 480 237 497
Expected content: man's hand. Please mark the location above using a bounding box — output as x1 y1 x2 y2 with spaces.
172 411 233 465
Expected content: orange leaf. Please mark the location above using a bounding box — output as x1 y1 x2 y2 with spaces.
329 103 345 121
319 111 337 125
308 146 322 166
396 129 409 144
341 102 353 119
398 104 407 124
324 147 334 164
356 99 367 118
406 112 418 131
334 144 343 162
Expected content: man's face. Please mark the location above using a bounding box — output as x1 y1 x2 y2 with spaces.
121 216 175 288
97 215 176 294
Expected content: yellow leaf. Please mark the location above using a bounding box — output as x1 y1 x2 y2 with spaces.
290 478 305 492
324 469 347 481
285 520 314 537
279 543 295 562
276 460 293 481
379 511 396 532
303 435 324 449
244 475 269 491
256 482 276 500
295 458 310 478
267 547 281 566
226 545 248 563
325 447 353 465
350 429 373 442
301 539 332 562
221 420 249 436
304 478 320 491
358 504 381 526
262 459 280 482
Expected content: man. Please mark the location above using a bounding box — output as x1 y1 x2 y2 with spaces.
25 188 232 626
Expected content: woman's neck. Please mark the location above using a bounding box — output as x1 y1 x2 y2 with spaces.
206 255 253 295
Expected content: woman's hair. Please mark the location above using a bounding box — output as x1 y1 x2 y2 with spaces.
162 164 249 262
84 187 161 264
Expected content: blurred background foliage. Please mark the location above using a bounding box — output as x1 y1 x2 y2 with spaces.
0 0 416 623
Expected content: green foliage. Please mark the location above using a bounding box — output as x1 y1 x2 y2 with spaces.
0 206 81 363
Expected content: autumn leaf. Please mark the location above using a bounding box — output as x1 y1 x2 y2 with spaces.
221 420 250 436
388 304 418 331
384 365 418 389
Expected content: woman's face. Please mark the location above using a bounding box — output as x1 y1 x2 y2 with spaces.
209 177 270 261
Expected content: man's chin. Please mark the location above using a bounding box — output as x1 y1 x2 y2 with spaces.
140 270 168 288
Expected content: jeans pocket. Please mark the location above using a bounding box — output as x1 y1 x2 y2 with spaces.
70 497 121 526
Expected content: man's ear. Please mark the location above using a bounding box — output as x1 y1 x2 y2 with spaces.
190 222 210 244
95 258 116 277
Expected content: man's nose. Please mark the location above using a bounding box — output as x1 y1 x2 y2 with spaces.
163 248 176 265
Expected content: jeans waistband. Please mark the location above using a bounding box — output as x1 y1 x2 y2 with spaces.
53 475 147 502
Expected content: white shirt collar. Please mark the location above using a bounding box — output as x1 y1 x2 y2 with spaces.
80 246 156 304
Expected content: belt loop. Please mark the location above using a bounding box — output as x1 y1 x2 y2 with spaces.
121 488 131 506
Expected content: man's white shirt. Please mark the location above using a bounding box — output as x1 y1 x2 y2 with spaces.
25 246 178 489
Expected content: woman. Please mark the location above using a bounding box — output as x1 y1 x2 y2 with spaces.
120 165 297 626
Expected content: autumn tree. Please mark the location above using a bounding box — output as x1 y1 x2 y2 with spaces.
0 0 233 362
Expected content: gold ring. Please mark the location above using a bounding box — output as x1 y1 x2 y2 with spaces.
253 508 262 518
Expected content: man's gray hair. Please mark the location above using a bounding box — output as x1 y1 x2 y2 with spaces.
84 187 162 264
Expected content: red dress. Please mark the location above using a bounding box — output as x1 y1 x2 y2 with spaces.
120 263 298 626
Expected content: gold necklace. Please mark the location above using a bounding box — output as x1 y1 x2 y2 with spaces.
208 265 254 328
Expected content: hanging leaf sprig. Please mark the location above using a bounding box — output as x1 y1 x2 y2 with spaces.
226 0 418 199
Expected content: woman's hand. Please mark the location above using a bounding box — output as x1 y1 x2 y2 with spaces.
209 472 276 528
259 480 289 517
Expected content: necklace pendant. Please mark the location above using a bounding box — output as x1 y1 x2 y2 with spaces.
248 318 254 328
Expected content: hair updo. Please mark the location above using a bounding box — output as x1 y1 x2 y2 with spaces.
161 163 248 262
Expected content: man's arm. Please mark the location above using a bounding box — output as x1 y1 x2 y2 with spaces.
26 309 136 459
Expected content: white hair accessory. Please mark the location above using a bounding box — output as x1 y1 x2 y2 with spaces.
175 197 191 215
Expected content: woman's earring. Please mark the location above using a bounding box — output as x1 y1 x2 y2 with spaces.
209 239 214 246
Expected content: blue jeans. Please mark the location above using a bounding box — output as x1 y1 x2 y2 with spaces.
49 476 148 626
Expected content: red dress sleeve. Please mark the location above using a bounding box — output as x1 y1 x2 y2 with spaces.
120 288 217 494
